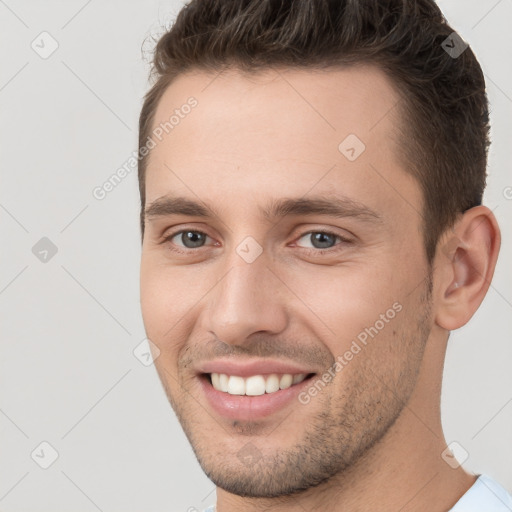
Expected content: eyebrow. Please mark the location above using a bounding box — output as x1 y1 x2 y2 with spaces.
144 195 382 224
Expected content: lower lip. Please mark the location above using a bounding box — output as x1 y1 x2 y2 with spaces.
199 375 314 421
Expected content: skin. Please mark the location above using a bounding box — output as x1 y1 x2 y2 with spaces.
139 65 500 511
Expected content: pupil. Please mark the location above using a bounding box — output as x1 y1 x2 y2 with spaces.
183 231 205 248
312 232 335 249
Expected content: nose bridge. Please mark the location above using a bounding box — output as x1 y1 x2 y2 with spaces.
204 247 288 345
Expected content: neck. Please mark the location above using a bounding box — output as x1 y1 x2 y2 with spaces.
215 329 477 512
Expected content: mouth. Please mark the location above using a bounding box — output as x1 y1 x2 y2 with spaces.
205 372 315 396
198 370 317 421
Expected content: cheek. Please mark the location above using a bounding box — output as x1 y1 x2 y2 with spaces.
140 263 167 335
280 263 398 344
141 259 187 323
140 258 209 355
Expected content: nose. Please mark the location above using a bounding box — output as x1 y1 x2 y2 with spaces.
199 252 289 347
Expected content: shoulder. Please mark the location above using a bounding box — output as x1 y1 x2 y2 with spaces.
450 474 512 511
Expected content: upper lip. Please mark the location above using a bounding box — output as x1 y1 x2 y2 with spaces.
197 358 317 378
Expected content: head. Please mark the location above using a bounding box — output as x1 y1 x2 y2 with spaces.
138 0 500 500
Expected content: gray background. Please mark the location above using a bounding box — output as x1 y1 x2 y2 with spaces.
0 1 511 510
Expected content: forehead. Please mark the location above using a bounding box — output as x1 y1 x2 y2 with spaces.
145 65 419 221
150 64 403 154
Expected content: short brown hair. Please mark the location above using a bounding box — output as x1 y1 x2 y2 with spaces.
138 0 490 262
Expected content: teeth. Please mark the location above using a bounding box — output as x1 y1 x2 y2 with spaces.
265 374 280 393
211 372 221 390
279 374 293 389
210 373 307 396
292 374 305 384
227 375 245 395
219 373 229 392
245 375 266 396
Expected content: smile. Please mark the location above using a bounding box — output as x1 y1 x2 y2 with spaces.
199 369 317 421
209 372 310 396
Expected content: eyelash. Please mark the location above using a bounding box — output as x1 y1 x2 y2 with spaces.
161 228 352 256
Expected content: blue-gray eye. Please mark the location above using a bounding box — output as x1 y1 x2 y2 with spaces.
175 230 208 248
297 231 339 249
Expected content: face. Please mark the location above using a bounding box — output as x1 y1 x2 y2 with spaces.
140 65 434 497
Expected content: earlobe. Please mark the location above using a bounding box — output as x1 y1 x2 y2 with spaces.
434 206 501 331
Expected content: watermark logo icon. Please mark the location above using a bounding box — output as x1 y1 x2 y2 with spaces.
133 338 161 366
236 236 263 263
338 134 366 161
31 441 59 469
31 32 59 59
441 441 469 469
441 32 468 59
32 237 58 263
237 442 262 467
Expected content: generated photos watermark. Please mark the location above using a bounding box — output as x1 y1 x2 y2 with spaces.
92 96 198 201
298 301 403 405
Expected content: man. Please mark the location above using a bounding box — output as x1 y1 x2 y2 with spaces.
138 0 511 510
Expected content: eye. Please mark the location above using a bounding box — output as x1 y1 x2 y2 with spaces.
294 230 352 253
161 228 352 256
297 231 338 249
164 229 213 251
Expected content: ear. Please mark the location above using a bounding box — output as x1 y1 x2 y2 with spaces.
434 205 501 330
